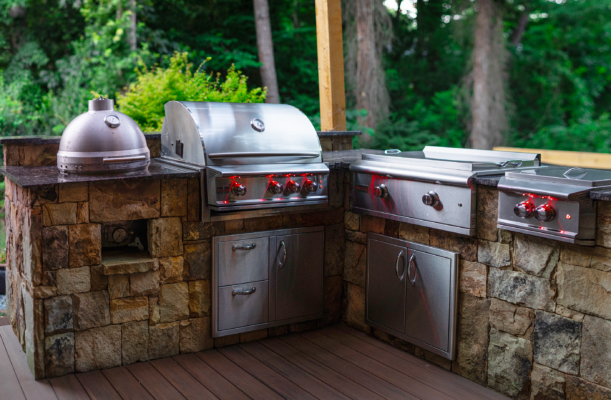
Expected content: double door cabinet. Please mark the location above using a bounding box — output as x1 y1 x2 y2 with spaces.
212 226 324 337
366 233 459 360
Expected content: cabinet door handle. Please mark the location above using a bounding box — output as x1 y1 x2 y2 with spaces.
407 254 417 286
278 240 287 268
232 287 256 296
232 243 256 251
395 250 405 281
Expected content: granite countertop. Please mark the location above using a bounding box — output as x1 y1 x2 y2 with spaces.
0 159 199 188
0 131 362 145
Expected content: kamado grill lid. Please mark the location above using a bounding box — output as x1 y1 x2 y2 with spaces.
57 96 150 175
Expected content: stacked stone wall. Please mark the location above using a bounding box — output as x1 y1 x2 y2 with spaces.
4 168 346 379
344 184 611 399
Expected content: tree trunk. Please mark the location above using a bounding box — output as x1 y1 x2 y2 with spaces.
129 0 137 51
253 0 280 103
470 0 507 149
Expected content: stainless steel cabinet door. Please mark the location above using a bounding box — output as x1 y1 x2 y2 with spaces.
275 231 324 321
366 238 406 335
404 249 452 353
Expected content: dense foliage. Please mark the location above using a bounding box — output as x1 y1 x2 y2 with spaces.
117 52 266 131
1 0 611 153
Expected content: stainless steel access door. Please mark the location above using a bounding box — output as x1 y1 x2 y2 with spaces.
366 233 459 360
275 231 324 321
366 239 406 335
404 249 452 354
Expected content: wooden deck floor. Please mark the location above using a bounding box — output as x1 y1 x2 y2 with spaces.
0 324 508 400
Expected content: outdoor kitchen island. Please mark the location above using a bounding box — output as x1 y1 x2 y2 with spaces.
3 138 611 400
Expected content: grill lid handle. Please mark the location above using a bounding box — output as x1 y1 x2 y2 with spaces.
563 167 588 179
208 152 319 159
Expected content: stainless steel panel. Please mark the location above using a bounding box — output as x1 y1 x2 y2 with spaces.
161 101 207 166
404 248 452 353
275 231 324 321
353 208 475 236
366 239 406 335
207 171 328 209
505 166 611 187
217 280 269 331
365 233 459 360
217 237 270 286
352 172 476 233
161 101 323 166
497 189 596 245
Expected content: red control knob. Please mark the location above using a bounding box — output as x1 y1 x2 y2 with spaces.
535 204 556 222
268 181 283 195
303 179 318 193
286 180 301 194
231 183 246 196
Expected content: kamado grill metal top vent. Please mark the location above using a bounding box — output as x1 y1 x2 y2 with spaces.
160 101 329 220
57 96 150 175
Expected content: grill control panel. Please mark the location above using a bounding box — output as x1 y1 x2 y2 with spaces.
208 174 328 210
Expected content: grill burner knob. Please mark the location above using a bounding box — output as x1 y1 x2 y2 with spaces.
374 184 389 198
268 181 283 195
231 183 246 196
514 201 535 218
304 179 318 193
422 191 440 207
535 204 556 222
286 180 301 193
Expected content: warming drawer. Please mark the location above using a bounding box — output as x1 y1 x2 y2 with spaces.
366 233 459 360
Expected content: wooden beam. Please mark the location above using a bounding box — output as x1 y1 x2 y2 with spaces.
315 0 347 132
494 147 611 170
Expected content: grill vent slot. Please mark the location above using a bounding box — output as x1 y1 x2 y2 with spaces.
175 140 184 158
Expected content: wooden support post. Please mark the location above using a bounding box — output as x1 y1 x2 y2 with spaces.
315 0 347 132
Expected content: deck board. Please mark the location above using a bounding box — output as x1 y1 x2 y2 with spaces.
75 371 122 400
149 357 218 400
0 329 27 400
260 337 385 400
101 367 153 400
320 326 489 400
335 324 509 400
1 323 509 400
218 345 317 400
301 330 455 400
172 354 250 400
280 334 418 400
196 349 283 400
48 375 90 400
0 326 58 400
238 341 350 400
126 362 187 400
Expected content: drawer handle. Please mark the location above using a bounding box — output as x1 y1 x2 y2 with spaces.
232 243 256 251
407 254 417 287
232 287 256 296
395 250 405 282
279 240 287 268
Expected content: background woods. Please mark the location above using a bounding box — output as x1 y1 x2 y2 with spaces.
0 0 610 152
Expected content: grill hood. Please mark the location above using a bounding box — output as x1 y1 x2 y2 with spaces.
160 101 329 221
160 101 323 166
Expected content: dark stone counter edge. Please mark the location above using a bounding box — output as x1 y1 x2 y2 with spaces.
0 159 200 188
0 131 362 144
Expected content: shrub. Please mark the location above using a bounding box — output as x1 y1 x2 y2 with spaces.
117 52 266 132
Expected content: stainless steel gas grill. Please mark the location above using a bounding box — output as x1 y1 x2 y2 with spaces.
160 101 329 221
350 147 543 235
498 167 611 245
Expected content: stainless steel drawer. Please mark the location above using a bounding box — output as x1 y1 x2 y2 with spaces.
217 280 269 331
217 237 270 286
